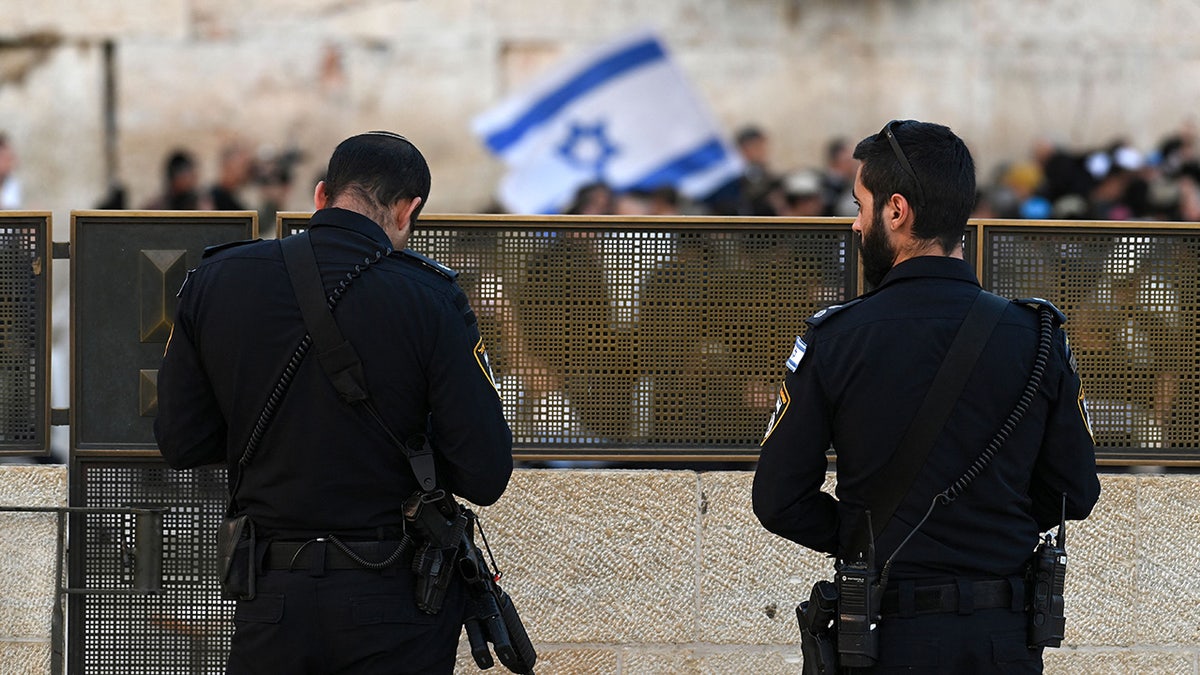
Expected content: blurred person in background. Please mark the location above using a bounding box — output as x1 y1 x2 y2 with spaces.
143 149 210 210
209 139 257 210
0 133 22 209
779 168 826 217
707 124 782 215
821 136 859 217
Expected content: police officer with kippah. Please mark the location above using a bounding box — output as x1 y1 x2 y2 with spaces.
155 132 513 674
753 120 1100 673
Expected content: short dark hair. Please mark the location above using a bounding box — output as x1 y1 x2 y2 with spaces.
853 120 975 251
736 125 765 147
323 131 431 226
165 149 196 181
826 137 848 164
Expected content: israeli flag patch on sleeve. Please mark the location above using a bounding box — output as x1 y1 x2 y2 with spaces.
785 336 808 372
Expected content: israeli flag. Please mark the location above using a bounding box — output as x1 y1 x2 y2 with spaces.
472 30 744 214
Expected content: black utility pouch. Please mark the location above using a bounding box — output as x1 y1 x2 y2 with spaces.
218 514 256 601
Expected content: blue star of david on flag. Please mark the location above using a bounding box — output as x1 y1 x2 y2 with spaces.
557 121 620 181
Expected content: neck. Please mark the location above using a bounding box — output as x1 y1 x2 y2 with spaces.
894 237 963 265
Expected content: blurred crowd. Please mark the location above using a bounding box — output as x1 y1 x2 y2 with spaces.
1 122 1199 225
544 121 1200 225
975 123 1200 222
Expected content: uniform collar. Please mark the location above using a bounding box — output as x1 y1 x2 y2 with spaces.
307 207 393 249
876 255 980 289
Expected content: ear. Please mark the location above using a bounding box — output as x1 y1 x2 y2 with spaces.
313 181 329 210
886 192 914 232
394 195 423 232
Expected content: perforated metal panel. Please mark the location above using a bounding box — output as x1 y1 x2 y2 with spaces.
71 211 256 454
250 214 1200 466
982 223 1200 464
0 213 49 455
278 214 854 458
70 458 231 674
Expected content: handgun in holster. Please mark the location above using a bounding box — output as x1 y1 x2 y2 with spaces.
797 580 838 675
404 489 467 615
458 509 537 675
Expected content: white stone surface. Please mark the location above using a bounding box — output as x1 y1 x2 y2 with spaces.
3 466 1200 674
0 465 65 666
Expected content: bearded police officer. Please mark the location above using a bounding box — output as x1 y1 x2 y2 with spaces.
753 120 1100 673
155 132 513 674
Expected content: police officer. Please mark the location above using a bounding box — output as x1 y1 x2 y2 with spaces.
752 120 1100 673
155 131 513 674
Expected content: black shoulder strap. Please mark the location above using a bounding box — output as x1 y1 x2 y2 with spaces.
279 232 439 492
280 233 370 404
867 290 1010 541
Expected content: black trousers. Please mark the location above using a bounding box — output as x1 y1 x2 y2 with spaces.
847 607 1043 674
225 566 465 675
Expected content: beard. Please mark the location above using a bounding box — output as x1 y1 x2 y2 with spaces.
858 207 897 289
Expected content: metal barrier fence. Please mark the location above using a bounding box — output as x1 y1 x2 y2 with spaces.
1 211 1198 673
0 212 49 455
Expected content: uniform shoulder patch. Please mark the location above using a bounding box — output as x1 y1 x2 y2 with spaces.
201 238 262 259
785 336 808 372
396 249 458 281
1015 297 1067 324
804 297 865 329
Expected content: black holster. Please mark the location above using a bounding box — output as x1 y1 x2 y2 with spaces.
797 580 838 674
404 490 467 615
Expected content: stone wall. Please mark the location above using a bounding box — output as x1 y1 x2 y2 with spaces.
0 465 66 674
3 0 1200 235
2 465 1198 674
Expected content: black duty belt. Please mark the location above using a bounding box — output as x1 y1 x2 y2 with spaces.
265 539 410 571
880 579 1024 617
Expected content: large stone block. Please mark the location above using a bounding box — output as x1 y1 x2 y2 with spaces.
0 642 52 675
472 469 700 644
455 644 616 675
0 511 60 638
974 0 1200 46
621 645 806 675
0 0 187 39
115 37 502 214
0 466 65 646
0 44 105 239
1066 474 1136 646
1044 647 1196 674
1135 475 1200 646
696 471 833 645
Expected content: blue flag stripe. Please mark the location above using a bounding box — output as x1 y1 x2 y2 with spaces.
484 37 667 155
625 138 730 192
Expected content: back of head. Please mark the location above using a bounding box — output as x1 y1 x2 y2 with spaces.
854 120 975 251
323 131 431 226
166 149 198 187
166 148 194 177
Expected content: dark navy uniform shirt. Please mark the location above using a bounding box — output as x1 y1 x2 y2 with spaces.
155 208 513 538
753 256 1100 580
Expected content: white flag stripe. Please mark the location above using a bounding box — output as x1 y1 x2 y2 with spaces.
471 31 664 148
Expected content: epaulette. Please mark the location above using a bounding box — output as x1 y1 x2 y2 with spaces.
396 248 458 281
1015 297 1067 325
804 297 866 329
201 238 262 259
